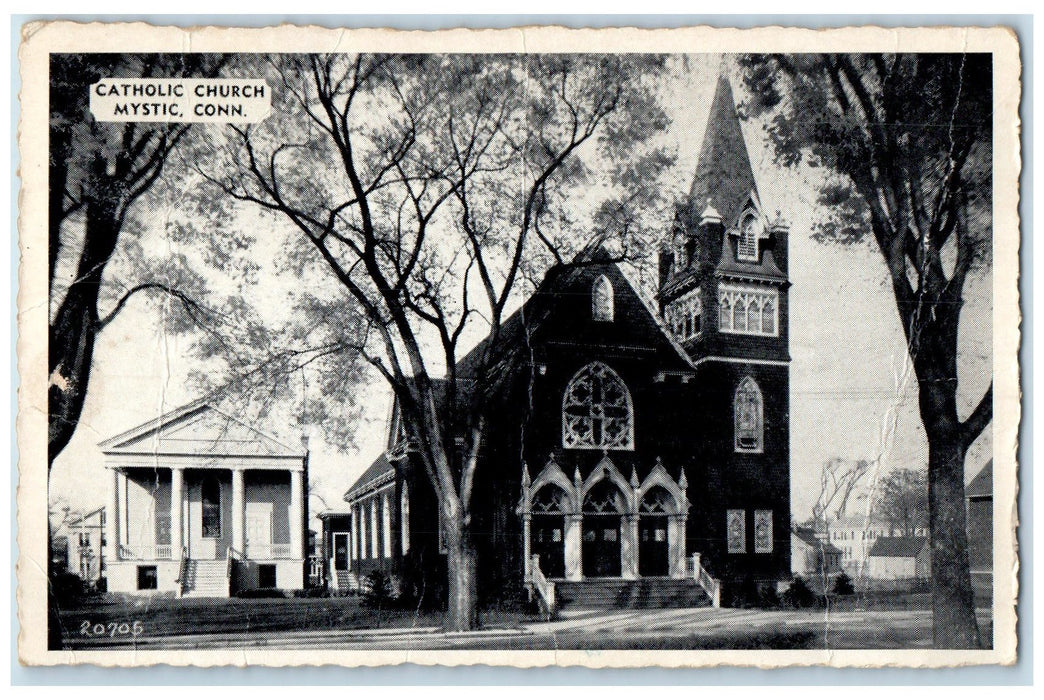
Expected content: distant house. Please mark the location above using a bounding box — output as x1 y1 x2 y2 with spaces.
966 460 993 591
53 507 106 588
98 400 310 597
826 516 929 577
316 510 355 594
866 536 931 581
791 526 842 579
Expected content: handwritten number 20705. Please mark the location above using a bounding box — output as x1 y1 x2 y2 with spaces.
80 620 144 637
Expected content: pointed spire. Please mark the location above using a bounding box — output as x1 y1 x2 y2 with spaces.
679 469 688 489
521 462 530 487
630 466 640 489
688 71 759 232
699 198 722 227
574 466 583 486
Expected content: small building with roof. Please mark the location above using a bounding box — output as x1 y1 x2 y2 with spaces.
966 459 993 592
866 536 931 581
791 526 842 579
98 400 309 596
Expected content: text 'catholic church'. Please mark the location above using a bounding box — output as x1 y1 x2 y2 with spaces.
340 74 793 606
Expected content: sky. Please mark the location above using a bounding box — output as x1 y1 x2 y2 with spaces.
47 54 994 529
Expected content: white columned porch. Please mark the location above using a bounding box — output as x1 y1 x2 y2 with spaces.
109 468 121 562
358 504 367 559
232 468 245 554
369 498 379 559
522 514 532 579
290 469 304 559
170 467 184 559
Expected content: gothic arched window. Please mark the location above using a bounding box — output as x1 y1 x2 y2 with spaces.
201 475 222 538
592 274 615 322
562 362 634 450
738 214 761 262
734 376 764 452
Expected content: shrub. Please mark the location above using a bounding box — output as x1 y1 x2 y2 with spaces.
832 571 855 596
759 583 781 608
781 576 818 608
363 569 393 609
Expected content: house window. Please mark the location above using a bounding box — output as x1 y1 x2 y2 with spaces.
137 565 158 590
734 376 764 453
201 476 221 538
727 509 746 553
665 289 702 342
738 214 761 262
562 362 634 450
718 284 779 337
754 510 773 553
592 274 614 322
257 564 276 589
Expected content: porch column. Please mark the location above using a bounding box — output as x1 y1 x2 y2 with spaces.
522 513 532 580
170 467 184 560
108 468 121 562
369 498 379 560
381 490 392 558
358 504 367 559
290 469 305 559
231 468 245 554
621 514 639 580
564 514 583 581
350 507 358 561
668 515 687 579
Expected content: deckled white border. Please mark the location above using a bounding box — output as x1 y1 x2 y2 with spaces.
16 21 1021 668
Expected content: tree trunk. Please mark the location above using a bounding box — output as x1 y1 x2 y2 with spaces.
48 180 121 467
443 517 478 632
920 380 982 649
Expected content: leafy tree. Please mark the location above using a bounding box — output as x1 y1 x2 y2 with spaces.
873 468 929 537
833 570 855 596
740 53 993 648
47 54 229 468
215 54 672 631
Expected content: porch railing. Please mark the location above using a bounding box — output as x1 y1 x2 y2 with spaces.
176 546 189 597
527 554 556 620
244 543 294 559
689 553 721 607
117 544 175 561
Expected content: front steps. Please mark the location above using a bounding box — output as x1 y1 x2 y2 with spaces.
553 578 712 610
181 559 229 597
331 570 359 594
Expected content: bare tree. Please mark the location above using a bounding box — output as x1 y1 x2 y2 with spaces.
214 53 671 630
811 457 871 527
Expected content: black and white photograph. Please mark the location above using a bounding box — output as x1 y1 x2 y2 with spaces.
16 23 1021 666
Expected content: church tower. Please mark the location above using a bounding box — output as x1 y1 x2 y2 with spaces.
659 72 792 586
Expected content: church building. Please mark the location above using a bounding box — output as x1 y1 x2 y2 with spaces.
342 75 792 606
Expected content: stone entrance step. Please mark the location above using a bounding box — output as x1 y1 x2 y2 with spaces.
552 578 711 610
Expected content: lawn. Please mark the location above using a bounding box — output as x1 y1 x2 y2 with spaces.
57 593 528 646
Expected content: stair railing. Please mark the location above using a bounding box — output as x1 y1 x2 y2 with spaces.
226 546 242 595
690 552 721 607
176 546 189 597
527 554 556 619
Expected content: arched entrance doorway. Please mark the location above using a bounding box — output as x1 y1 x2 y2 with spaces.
530 484 567 578
582 480 626 577
639 486 672 576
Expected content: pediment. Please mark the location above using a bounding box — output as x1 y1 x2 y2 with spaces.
98 401 302 458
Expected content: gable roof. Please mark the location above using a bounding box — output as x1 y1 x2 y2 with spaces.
868 536 929 558
792 527 841 554
687 73 760 231
343 453 397 502
98 400 304 458
966 460 993 499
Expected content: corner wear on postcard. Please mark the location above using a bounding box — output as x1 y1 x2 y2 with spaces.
16 21 1022 668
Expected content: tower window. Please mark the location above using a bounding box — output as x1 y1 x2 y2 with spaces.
592 274 614 322
562 362 634 450
718 284 778 337
665 289 701 342
738 214 761 262
734 376 764 453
